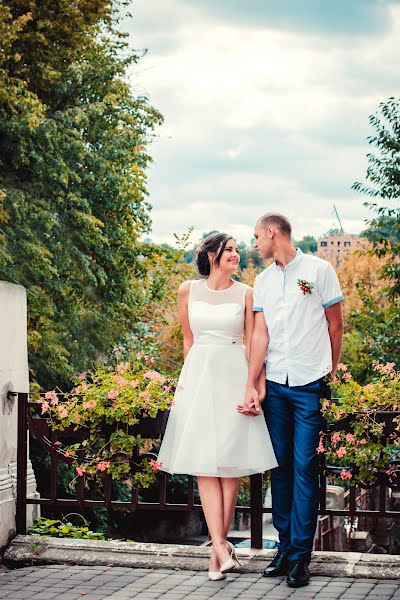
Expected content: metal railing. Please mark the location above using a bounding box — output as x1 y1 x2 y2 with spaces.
14 392 400 548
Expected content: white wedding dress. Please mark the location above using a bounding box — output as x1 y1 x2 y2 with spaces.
157 279 277 477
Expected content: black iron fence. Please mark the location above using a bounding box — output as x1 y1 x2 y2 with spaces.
14 392 400 549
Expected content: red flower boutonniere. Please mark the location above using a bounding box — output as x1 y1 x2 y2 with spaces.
297 278 314 295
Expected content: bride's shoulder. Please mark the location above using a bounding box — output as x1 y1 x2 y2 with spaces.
235 281 253 298
177 279 200 296
236 281 252 291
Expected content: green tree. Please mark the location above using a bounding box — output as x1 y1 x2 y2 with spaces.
352 97 400 300
0 1 162 389
342 97 400 382
295 235 317 254
341 288 400 383
325 227 342 236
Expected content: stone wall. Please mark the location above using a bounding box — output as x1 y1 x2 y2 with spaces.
0 281 39 550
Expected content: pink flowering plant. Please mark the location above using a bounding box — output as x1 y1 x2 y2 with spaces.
318 361 400 485
36 352 175 487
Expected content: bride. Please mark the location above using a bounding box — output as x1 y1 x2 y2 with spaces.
158 232 277 579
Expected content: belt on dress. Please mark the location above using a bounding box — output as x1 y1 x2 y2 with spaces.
194 334 243 346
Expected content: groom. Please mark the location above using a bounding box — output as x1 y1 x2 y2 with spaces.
244 213 344 588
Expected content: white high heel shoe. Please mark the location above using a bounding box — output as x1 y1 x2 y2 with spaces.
220 541 240 574
208 571 226 581
202 540 227 581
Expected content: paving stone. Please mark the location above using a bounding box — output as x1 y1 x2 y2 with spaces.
1 565 400 600
133 592 162 600
0 582 25 589
22 583 48 590
239 592 269 600
314 596 343 600
5 592 38 600
156 592 188 600
47 595 83 600
71 595 109 600
375 586 400 591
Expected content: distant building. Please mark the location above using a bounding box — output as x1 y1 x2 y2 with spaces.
317 233 364 266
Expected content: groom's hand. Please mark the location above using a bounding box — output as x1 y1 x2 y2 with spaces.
237 385 261 416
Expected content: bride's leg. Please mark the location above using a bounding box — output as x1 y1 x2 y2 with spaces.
197 476 231 569
221 477 240 537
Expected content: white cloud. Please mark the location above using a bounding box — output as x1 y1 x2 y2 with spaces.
147 171 371 245
123 1 400 245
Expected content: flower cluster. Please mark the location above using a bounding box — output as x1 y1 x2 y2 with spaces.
36 352 176 487
297 279 314 295
148 459 164 471
318 362 400 485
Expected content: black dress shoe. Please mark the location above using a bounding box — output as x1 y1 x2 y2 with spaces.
286 560 310 588
261 552 289 577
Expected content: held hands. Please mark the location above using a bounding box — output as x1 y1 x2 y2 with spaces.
237 385 262 417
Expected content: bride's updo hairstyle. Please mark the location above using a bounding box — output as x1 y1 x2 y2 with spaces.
195 232 232 276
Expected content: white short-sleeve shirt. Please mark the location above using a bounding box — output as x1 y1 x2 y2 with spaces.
253 249 344 387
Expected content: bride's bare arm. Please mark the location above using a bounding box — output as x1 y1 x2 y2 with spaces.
244 287 255 359
238 313 269 415
245 288 268 394
242 288 266 409
177 281 194 359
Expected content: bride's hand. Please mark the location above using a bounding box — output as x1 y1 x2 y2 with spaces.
237 385 261 416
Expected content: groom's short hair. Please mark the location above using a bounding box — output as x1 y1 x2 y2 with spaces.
258 213 292 238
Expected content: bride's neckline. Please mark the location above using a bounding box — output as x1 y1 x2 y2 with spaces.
204 279 237 292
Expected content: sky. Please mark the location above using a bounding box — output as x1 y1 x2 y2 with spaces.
122 0 400 246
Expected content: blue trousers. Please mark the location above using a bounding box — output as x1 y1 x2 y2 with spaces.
263 378 326 562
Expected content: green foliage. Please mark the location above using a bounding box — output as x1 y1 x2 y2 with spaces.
295 235 317 254
0 1 163 390
325 227 342 236
125 231 196 375
237 243 265 271
341 286 400 383
320 362 400 485
345 97 400 384
29 515 106 540
236 474 271 507
352 97 400 300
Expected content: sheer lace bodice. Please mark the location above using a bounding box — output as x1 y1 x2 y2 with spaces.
189 279 247 345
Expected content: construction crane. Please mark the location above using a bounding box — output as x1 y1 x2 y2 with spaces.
333 205 344 235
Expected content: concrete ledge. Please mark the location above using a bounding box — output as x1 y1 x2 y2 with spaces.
3 535 400 579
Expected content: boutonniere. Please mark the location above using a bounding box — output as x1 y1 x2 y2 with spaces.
297 278 314 295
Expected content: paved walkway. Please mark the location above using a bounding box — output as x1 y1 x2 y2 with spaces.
1 564 400 600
